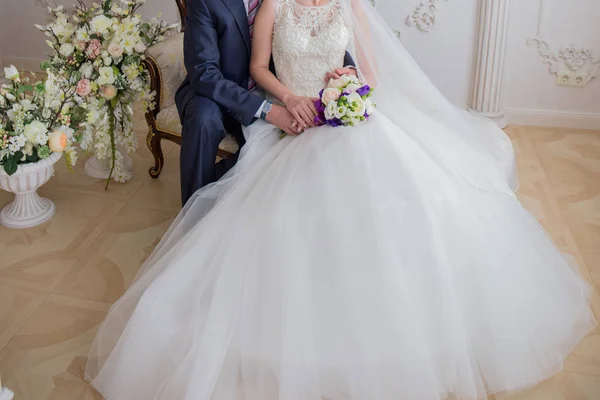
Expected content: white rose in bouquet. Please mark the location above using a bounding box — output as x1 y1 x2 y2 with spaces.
325 101 336 120
364 98 375 115
134 42 147 53
334 105 348 120
90 15 112 34
345 92 366 117
59 43 75 57
23 121 48 143
97 66 116 85
327 78 344 89
4 65 19 81
79 62 94 79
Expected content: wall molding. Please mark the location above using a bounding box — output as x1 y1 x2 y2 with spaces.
527 37 600 83
506 108 600 130
406 0 448 32
527 0 599 85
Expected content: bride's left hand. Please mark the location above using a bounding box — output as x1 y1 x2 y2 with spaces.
324 67 357 83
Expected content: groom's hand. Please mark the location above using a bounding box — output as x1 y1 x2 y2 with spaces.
324 67 358 83
266 105 304 136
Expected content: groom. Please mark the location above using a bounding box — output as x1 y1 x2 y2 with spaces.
176 0 357 205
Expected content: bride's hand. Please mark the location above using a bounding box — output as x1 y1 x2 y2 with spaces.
283 94 319 128
324 67 357 83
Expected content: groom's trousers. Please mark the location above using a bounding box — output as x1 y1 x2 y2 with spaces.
178 95 245 206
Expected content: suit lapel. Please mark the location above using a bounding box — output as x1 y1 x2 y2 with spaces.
221 0 251 55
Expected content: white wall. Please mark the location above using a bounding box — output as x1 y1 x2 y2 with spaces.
0 0 179 71
503 0 600 128
0 0 598 128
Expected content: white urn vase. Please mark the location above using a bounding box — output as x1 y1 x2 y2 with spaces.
84 149 133 180
0 152 62 229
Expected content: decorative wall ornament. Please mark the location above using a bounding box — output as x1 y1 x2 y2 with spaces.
406 0 448 32
394 30 405 40
528 37 600 83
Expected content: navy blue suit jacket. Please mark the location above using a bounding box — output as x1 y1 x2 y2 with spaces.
176 0 355 127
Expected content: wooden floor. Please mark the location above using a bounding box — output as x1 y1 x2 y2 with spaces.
0 123 599 399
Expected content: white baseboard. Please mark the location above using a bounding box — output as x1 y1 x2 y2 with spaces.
506 108 600 130
1 56 45 72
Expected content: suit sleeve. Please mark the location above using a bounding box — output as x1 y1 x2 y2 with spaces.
184 0 264 126
344 51 356 68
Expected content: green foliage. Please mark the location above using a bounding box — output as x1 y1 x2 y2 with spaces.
3 151 22 175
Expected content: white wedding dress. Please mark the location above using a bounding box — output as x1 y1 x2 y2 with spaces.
86 0 596 398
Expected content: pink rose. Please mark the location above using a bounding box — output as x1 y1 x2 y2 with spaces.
107 43 124 58
75 40 87 52
76 79 92 97
100 85 118 100
321 88 341 104
85 39 102 59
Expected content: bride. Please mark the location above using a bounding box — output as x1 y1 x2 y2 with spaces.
86 0 596 398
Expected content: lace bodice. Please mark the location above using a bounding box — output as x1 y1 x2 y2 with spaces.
272 0 352 97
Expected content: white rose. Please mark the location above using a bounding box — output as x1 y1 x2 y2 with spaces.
90 15 112 34
345 83 360 93
340 75 352 85
108 43 124 58
364 98 375 115
23 121 48 143
79 62 94 79
134 41 147 53
59 43 75 57
327 78 344 89
4 65 19 81
20 99 37 111
346 92 366 117
97 66 116 85
103 57 113 66
334 105 348 119
325 101 336 120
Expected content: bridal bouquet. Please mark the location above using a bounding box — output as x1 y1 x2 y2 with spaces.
314 74 375 127
0 65 85 175
36 0 178 185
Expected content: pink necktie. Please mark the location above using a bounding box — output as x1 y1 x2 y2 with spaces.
247 0 260 91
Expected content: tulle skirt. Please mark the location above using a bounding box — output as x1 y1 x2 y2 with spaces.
86 110 596 400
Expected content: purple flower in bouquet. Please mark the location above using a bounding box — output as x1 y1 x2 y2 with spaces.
357 85 370 97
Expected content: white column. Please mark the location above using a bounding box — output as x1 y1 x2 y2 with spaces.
470 0 511 128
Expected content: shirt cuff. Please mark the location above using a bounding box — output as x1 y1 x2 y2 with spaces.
254 100 268 119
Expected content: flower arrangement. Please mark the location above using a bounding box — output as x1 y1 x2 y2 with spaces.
0 66 85 175
36 0 178 185
314 74 375 127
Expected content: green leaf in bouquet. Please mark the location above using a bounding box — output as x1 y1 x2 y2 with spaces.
34 82 46 93
40 61 52 71
26 151 40 163
16 85 34 96
3 152 22 175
